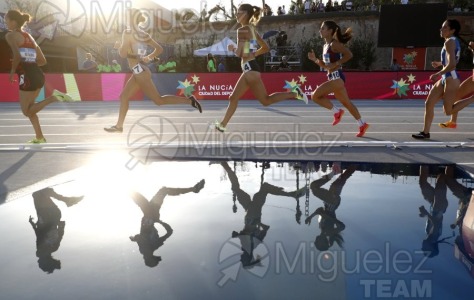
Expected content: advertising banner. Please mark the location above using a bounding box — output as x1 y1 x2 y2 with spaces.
392 48 427 70
0 71 472 102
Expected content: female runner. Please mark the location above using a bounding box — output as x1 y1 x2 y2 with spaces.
5 9 73 144
213 4 307 132
308 20 369 137
437 41 474 130
412 19 463 139
105 9 202 133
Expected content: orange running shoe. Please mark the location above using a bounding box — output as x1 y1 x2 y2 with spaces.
438 121 457 129
356 123 369 137
332 109 345 126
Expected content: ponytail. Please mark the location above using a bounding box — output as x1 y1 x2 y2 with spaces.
250 6 261 25
6 10 31 28
238 4 262 26
323 20 352 44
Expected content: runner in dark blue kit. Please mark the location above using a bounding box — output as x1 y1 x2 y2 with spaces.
5 9 74 144
412 19 464 139
308 20 369 137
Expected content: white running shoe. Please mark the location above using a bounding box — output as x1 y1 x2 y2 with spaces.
210 120 226 132
293 85 308 104
53 89 75 102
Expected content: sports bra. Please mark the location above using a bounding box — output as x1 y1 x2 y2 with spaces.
126 29 151 60
243 25 258 54
322 42 342 66
441 36 461 67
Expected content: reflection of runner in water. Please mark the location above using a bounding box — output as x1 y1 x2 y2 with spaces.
221 161 304 267
305 164 356 251
104 8 202 133
443 166 472 232
29 187 83 273
4 10 74 144
129 179 205 267
418 165 451 258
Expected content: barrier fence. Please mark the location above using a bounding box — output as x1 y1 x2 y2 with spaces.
1 71 472 102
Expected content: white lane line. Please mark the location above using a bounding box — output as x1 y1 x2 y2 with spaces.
0 140 472 150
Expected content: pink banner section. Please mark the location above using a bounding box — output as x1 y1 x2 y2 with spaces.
0 71 472 102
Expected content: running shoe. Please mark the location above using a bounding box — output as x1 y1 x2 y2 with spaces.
438 121 457 129
356 122 369 137
411 131 430 139
332 109 345 126
189 95 202 113
293 85 308 104
52 89 75 102
213 120 226 132
104 125 123 133
28 137 47 144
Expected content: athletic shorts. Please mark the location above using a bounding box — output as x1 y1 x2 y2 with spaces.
441 70 460 85
327 69 346 82
18 63 45 91
241 59 260 73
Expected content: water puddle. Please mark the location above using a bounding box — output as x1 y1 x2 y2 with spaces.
1 160 473 300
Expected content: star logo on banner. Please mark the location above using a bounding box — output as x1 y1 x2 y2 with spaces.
298 74 307 84
177 78 195 97
191 74 200 84
407 74 416 83
390 78 410 97
283 79 300 91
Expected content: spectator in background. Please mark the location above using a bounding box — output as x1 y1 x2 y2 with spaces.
164 55 177 72
390 58 401 71
326 0 333 12
264 4 273 16
269 48 277 62
304 0 312 14
281 5 286 14
334 1 340 10
218 59 226 72
82 52 97 72
318 1 325 12
111 59 122 72
278 55 291 71
277 6 284 15
96 59 111 72
207 53 217 72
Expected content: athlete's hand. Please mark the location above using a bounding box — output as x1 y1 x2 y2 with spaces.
431 61 442 68
228 44 236 52
308 49 318 64
114 41 121 49
9 73 16 83
142 55 152 63
429 73 441 82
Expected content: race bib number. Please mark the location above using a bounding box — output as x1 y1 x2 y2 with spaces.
19 48 36 63
328 70 341 81
19 74 24 86
242 62 251 73
132 63 144 75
